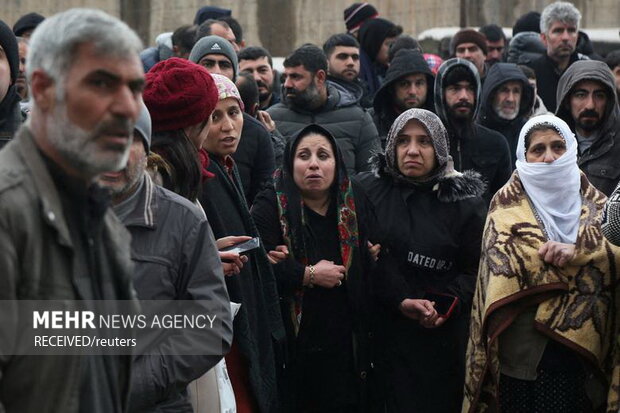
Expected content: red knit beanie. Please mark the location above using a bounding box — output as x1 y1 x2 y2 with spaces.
144 57 218 132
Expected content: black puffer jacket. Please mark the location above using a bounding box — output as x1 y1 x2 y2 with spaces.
118 175 233 412
434 58 512 203
268 81 380 175
370 49 434 148
526 51 589 112
556 60 620 196
507 31 546 65
478 63 535 167
233 113 276 205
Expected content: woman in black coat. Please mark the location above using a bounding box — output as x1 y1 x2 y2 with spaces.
252 124 378 413
354 108 487 412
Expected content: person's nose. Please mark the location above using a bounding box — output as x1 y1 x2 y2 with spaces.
111 85 141 121
283 76 293 89
220 115 233 132
543 149 556 163
584 93 595 109
406 142 421 156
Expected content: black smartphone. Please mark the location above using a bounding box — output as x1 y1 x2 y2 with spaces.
423 292 458 318
220 237 260 254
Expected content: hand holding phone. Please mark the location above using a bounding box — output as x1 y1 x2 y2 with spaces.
423 292 458 319
220 237 260 254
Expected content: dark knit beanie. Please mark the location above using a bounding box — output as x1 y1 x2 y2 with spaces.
450 29 488 56
513 11 541 35
194 6 232 26
344 3 379 32
0 20 18 83
444 65 476 88
12 12 45 37
143 58 218 132
189 35 238 81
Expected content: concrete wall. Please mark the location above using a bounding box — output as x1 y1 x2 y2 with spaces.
3 0 619 55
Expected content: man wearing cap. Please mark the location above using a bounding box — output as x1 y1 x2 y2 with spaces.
190 35 276 204
0 9 143 412
451 29 489 81
0 19 22 146
98 103 233 412
370 49 435 147
12 12 44 39
343 2 378 38
434 58 511 203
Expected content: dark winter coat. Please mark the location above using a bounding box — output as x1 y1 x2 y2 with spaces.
233 113 276 205
506 31 546 65
251 125 379 412
268 82 380 175
354 157 487 413
200 156 285 413
434 58 512 203
526 51 588 112
327 74 373 109
0 85 22 149
556 60 620 196
478 63 535 167
117 175 233 412
370 49 435 148
0 127 137 413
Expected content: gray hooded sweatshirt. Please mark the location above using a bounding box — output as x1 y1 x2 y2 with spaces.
556 60 620 196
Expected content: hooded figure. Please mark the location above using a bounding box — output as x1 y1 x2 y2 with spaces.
0 19 22 148
354 108 486 412
478 63 535 167
370 49 434 148
434 58 512 203
358 18 401 96
556 60 620 196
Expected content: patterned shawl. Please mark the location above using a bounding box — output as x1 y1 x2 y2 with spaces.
463 171 620 413
274 124 360 333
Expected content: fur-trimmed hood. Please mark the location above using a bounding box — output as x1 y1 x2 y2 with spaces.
370 152 487 203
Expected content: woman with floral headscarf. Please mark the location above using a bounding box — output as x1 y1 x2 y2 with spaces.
463 114 620 412
354 108 487 412
252 124 379 412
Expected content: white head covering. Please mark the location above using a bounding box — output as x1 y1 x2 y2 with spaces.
515 114 581 243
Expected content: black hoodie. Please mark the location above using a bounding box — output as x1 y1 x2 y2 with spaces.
478 63 535 167
434 58 512 203
370 49 434 148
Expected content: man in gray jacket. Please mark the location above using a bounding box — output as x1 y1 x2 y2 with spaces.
0 9 143 413
98 104 233 411
268 44 380 175
556 60 620 196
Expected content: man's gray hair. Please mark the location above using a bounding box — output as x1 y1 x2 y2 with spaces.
26 8 143 84
540 1 582 34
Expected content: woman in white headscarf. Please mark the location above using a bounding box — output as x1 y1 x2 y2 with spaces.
463 115 620 413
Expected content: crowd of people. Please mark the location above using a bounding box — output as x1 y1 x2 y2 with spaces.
1 1 620 412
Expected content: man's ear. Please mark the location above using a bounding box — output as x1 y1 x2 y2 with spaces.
315 69 327 86
540 32 548 48
30 69 56 112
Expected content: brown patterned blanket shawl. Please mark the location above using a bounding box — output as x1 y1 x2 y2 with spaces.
463 171 620 412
